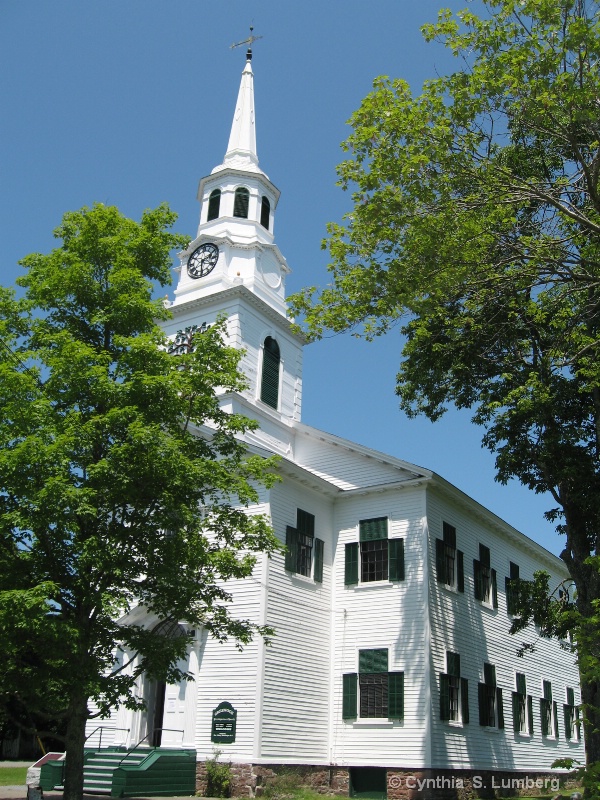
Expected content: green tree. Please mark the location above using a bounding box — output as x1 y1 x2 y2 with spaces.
0 203 278 800
291 0 600 769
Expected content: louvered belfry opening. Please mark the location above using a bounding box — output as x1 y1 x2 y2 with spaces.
207 189 221 221
233 186 250 218
260 336 280 409
260 196 270 229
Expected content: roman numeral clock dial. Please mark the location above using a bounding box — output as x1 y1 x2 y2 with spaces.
187 242 219 279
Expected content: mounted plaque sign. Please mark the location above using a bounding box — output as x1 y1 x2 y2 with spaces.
211 701 237 743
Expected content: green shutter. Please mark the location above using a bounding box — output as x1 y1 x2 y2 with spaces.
575 705 581 739
527 694 534 735
474 560 483 600
233 187 249 218
492 569 498 608
285 526 298 573
440 673 450 721
543 680 552 701
484 663 496 686
436 538 446 583
388 672 404 720
516 673 526 695
567 687 575 706
314 538 324 583
359 648 388 674
359 517 388 542
261 338 280 409
461 678 469 723
506 577 515 615
389 538 404 581
457 550 464 592
497 688 505 729
343 673 357 719
540 698 549 736
512 692 521 732
478 683 488 726
553 701 559 738
345 542 359 586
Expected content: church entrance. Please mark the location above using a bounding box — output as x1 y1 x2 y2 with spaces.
150 680 167 746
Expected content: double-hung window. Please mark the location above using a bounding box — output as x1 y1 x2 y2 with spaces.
344 517 404 585
285 509 324 582
540 680 559 738
435 522 464 591
342 648 404 721
440 651 469 723
512 672 533 735
474 544 498 607
478 663 504 728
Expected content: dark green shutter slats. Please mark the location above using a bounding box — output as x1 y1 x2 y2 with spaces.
285 526 298 573
516 673 526 695
492 569 498 608
527 694 534 734
359 648 388 674
436 538 446 583
457 550 464 592
388 672 404 720
345 542 359 586
478 683 488 726
260 196 270 229
553 701 559 738
343 673 357 719
484 663 496 686
512 692 521 732
389 538 404 581
461 677 469 723
474 559 483 600
543 680 552 701
440 673 450 721
260 337 280 409
497 688 505 729
540 699 550 736
359 517 388 542
233 187 249 218
314 538 324 583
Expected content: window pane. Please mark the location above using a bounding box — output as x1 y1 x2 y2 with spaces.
361 539 388 582
360 673 388 718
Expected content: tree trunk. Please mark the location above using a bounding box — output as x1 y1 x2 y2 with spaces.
62 691 89 800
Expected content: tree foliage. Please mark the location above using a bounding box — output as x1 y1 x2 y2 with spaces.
290 0 600 770
0 203 279 800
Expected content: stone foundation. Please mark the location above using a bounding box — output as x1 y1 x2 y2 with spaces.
195 762 578 799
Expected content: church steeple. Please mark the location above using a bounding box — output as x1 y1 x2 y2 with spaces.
221 52 260 174
166 50 305 432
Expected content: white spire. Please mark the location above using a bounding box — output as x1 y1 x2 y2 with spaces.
219 54 261 173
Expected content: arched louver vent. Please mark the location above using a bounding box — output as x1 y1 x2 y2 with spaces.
207 189 221 221
260 337 280 409
233 187 250 219
260 196 271 230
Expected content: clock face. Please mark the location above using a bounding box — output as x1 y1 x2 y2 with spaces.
187 242 219 279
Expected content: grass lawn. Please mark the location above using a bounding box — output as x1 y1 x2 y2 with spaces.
0 767 27 786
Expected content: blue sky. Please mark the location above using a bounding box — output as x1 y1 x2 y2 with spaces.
0 1 562 555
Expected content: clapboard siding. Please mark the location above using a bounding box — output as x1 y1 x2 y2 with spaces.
330 487 431 766
260 480 333 760
426 487 584 770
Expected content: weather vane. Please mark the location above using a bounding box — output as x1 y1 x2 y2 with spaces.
230 25 263 55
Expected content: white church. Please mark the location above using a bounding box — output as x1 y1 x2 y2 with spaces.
86 50 584 797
